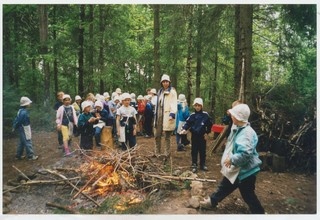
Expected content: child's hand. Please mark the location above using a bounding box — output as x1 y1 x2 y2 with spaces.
179 129 187 135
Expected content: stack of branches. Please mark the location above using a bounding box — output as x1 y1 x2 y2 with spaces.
6 145 216 212
254 97 316 172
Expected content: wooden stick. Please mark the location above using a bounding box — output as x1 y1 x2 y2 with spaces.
12 165 31 181
44 169 100 207
145 173 217 183
22 177 80 185
72 163 108 199
210 125 228 155
46 202 79 214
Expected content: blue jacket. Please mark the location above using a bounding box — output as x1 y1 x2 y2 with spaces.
182 110 212 136
229 123 262 181
175 103 190 129
13 107 30 129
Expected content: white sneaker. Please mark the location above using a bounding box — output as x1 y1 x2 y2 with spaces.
200 197 213 209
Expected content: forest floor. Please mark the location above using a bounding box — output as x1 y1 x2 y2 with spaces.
2 130 317 216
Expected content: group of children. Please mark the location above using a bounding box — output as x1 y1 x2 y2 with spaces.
13 76 264 213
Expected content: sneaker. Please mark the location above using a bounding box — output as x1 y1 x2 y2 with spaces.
177 144 186 151
64 152 73 157
200 197 213 209
200 166 208 171
15 155 26 160
28 155 39 160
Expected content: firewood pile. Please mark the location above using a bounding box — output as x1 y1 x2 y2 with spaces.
254 97 316 172
5 145 216 213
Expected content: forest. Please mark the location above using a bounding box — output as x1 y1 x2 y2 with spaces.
2 4 317 172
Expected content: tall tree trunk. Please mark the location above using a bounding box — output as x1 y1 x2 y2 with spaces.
195 5 203 98
88 5 94 93
98 5 106 94
153 5 161 88
234 5 241 99
52 6 59 95
186 5 194 105
39 5 50 106
78 5 85 97
234 5 253 105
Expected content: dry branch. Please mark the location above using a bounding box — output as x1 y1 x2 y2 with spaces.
46 202 79 214
44 169 100 207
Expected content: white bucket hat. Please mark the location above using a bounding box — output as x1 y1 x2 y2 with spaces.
81 101 92 110
137 95 144 100
103 92 110 98
178 94 186 103
160 74 171 83
150 88 157 94
115 88 122 94
193 97 203 106
121 92 131 100
228 103 250 122
94 101 103 108
63 94 71 101
20 97 32 106
75 95 82 101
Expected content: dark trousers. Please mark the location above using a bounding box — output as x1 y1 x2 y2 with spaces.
121 128 136 150
210 175 265 214
191 133 206 167
80 135 93 150
144 115 153 136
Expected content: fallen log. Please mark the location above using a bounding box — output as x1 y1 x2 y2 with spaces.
144 173 217 183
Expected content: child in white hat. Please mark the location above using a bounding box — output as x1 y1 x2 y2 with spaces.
180 97 212 173
13 97 38 160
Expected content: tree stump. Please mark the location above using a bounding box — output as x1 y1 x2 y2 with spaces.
100 126 114 150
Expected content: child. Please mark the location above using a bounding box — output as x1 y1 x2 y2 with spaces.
176 94 190 151
136 95 146 136
72 95 82 116
180 98 212 173
53 91 64 149
93 100 110 148
116 93 137 150
199 104 265 214
56 94 78 156
78 101 100 150
143 95 154 138
13 97 38 160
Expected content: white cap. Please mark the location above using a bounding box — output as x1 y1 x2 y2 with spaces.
160 74 171 83
193 97 203 106
81 101 92 110
20 97 32 106
94 101 103 108
150 88 157 94
145 95 152 100
178 94 186 103
115 88 122 94
228 103 250 122
103 92 110 98
131 93 136 99
63 94 71 100
137 95 144 100
121 92 131 100
75 95 82 101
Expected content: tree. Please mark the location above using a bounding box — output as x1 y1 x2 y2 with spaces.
78 5 85 97
38 4 50 106
153 5 161 88
234 5 253 105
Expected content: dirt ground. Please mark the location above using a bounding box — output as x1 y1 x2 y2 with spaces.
2 130 317 215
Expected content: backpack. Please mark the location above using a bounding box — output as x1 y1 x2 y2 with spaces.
137 100 146 114
12 109 22 130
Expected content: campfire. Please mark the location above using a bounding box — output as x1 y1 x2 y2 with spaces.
6 145 216 213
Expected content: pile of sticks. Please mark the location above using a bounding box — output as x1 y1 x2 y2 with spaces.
6 145 217 212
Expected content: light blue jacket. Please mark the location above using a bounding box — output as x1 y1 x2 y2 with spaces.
229 123 262 181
